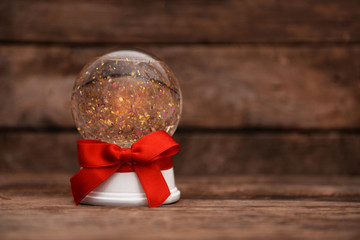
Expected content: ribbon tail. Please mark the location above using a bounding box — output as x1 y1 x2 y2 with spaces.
134 162 170 208
70 166 119 205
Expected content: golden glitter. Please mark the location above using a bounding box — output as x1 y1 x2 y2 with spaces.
71 50 182 148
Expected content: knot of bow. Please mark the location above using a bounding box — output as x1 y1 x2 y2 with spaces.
70 130 180 207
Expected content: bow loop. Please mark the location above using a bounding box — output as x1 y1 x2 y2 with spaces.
131 130 180 162
77 140 122 167
70 130 180 208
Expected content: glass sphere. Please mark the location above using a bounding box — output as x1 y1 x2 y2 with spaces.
71 50 182 148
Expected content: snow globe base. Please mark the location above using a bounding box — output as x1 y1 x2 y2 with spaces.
80 168 180 206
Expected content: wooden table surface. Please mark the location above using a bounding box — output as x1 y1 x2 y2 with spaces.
1 174 360 240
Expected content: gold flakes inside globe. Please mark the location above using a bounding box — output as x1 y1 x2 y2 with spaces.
71 50 182 148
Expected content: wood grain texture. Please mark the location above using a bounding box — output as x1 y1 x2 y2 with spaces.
1 45 359 129
175 132 360 175
1 174 360 240
1 0 360 179
1 0 359 43
2 174 360 201
1 131 360 175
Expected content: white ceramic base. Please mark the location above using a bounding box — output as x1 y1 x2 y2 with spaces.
81 168 180 206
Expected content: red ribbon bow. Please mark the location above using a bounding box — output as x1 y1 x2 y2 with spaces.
70 130 180 207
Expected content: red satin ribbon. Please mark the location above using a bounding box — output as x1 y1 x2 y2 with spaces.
70 130 180 208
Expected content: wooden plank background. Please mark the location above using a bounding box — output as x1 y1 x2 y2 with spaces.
0 0 359 174
1 0 360 43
